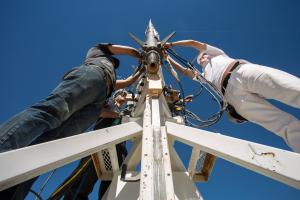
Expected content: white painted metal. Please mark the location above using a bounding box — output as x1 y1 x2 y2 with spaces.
188 147 201 177
160 91 172 119
106 171 203 200
109 147 120 172
140 95 154 199
139 95 176 200
93 145 120 180
106 171 140 200
173 172 204 200
93 145 120 181
160 126 175 200
166 121 300 189
151 97 174 200
133 77 148 117
0 122 142 191
123 137 142 171
169 144 186 172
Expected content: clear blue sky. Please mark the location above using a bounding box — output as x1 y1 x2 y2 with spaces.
0 0 299 199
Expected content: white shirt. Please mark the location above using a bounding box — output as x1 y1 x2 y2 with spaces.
201 45 236 90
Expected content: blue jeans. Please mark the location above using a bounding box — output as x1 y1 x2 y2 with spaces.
0 103 106 200
0 64 108 152
0 64 110 200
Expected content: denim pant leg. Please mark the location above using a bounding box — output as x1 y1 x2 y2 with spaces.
33 102 103 144
0 65 107 152
0 102 103 200
63 158 98 200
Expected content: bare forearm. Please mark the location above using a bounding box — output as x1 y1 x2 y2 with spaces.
172 40 207 51
108 45 140 58
167 56 195 79
115 67 144 89
100 109 119 118
115 79 130 89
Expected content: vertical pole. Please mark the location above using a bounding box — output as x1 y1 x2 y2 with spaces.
139 20 175 199
151 98 167 200
140 95 175 200
140 95 154 199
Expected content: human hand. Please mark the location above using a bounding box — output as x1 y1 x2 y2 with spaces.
139 66 146 73
163 42 172 49
162 50 169 60
184 95 194 103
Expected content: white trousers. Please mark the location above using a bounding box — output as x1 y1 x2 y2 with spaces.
224 63 300 153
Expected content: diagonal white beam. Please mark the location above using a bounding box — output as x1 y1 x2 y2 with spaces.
0 122 142 191
166 121 300 189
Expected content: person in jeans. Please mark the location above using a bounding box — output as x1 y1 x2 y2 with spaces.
165 40 300 153
57 90 131 200
0 43 142 199
0 43 140 152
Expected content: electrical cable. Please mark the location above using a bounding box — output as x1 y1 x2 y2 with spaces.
162 59 187 120
48 158 92 200
165 48 228 127
34 169 56 200
72 163 91 200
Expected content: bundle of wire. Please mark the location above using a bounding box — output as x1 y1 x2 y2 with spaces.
165 48 228 128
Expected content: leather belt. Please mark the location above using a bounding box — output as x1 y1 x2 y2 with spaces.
221 61 240 95
220 61 247 122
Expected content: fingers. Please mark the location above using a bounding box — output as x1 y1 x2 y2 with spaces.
163 42 172 49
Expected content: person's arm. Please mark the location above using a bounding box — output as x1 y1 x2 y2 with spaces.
166 56 196 79
107 45 141 58
115 66 145 89
167 40 226 57
166 40 207 52
99 108 120 118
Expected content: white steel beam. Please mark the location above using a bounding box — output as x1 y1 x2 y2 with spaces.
0 122 142 191
106 171 203 200
159 126 175 199
140 95 154 199
166 121 300 189
169 145 186 172
123 137 142 171
139 96 175 200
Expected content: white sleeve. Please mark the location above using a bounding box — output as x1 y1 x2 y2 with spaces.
203 65 212 81
205 44 225 56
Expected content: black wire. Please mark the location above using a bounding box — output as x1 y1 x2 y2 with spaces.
165 48 227 127
177 80 187 120
162 60 187 119
166 49 193 69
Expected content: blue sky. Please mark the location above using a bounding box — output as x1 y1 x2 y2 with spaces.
0 0 300 199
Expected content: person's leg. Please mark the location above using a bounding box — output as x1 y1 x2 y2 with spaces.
71 162 98 200
62 157 98 200
33 102 102 144
98 181 112 199
1 102 102 200
116 142 128 166
0 65 107 152
237 63 300 108
226 83 300 153
0 180 36 200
